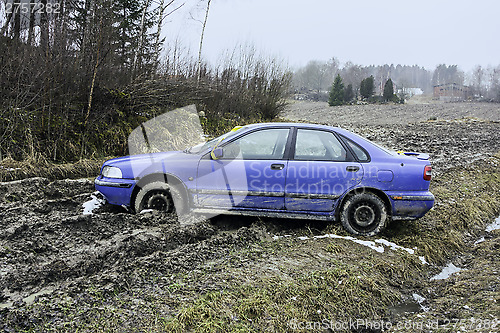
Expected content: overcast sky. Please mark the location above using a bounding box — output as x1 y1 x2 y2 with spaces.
166 0 500 71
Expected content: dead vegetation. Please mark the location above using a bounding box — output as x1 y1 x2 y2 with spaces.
0 156 103 182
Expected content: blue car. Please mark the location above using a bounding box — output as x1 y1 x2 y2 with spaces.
95 123 434 236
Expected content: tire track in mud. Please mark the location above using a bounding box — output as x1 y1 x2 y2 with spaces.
0 178 265 308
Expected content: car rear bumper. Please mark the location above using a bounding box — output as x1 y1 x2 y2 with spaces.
94 176 136 206
386 191 434 219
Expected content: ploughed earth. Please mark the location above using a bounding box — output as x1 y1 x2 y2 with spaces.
1 101 499 332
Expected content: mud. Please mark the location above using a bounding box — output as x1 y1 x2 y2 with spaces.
0 101 499 331
0 178 267 324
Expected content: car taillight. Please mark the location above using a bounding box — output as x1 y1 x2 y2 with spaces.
423 165 432 181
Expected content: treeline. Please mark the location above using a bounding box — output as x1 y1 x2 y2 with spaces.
327 74 400 106
293 59 500 102
0 1 291 162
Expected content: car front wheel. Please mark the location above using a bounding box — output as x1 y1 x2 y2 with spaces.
340 192 387 236
134 182 178 214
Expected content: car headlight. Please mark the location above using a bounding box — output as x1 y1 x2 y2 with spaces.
102 166 123 179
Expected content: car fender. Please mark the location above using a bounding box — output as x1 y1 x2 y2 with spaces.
131 172 192 211
334 186 392 220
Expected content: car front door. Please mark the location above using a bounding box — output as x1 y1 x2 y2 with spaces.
285 128 363 212
196 128 290 210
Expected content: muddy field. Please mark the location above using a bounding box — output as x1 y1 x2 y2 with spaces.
0 101 499 332
283 101 500 175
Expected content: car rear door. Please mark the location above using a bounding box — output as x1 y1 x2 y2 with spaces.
285 128 363 212
196 127 291 210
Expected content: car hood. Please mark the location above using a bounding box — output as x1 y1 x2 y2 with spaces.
102 151 196 179
105 151 180 165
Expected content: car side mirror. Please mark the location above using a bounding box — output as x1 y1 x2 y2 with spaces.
211 148 224 160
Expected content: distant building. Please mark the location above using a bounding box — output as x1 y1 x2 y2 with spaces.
397 87 424 98
433 83 470 101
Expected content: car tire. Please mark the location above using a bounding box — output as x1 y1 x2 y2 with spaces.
134 181 183 214
340 192 387 237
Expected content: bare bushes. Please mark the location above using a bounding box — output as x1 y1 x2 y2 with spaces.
0 38 291 162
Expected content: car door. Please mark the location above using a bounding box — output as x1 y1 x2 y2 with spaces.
196 127 290 210
285 128 363 212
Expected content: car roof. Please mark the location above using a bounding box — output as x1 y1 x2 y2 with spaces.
241 122 397 159
244 122 341 131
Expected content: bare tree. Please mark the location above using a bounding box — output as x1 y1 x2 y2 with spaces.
471 65 484 97
133 0 153 76
197 0 211 83
153 0 185 73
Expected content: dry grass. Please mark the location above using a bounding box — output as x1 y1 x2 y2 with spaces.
384 153 500 265
0 156 103 182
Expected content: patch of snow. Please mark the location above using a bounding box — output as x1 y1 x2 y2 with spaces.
287 233 430 263
412 293 425 303
68 178 91 183
272 234 292 240
412 293 429 312
312 234 385 253
0 166 21 171
82 193 104 215
485 216 500 232
375 239 415 254
430 263 464 280
474 237 485 245
139 209 154 214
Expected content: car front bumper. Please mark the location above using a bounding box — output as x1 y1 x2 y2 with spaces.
94 176 137 206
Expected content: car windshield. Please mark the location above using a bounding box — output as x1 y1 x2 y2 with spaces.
185 126 247 154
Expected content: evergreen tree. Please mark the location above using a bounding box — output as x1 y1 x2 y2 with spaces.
383 78 394 101
344 83 354 103
360 75 374 99
328 74 344 106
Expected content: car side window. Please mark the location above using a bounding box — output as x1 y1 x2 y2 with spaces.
294 129 347 161
223 128 289 160
344 138 370 162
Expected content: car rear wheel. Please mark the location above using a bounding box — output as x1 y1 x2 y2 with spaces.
340 192 387 236
134 182 179 214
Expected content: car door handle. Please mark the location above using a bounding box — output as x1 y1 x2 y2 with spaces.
346 166 360 172
271 164 285 170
